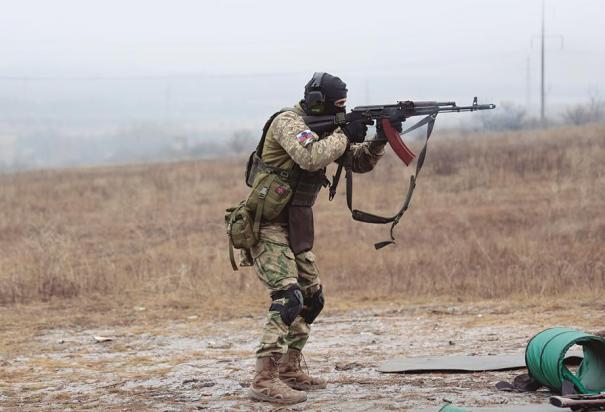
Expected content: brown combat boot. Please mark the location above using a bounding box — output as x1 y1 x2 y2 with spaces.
249 353 307 404
279 348 327 391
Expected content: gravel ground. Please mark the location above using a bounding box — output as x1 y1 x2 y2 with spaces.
1 302 602 411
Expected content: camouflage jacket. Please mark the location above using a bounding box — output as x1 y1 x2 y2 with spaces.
261 102 385 173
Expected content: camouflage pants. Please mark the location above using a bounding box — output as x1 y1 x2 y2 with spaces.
249 224 322 358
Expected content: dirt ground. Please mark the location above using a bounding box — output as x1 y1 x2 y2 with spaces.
1 300 603 411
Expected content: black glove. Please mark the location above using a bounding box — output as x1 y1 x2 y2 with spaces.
376 108 403 139
341 120 368 144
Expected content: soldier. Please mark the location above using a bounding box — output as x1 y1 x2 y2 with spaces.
246 72 402 404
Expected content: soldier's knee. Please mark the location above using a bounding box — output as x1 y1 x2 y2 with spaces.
270 285 304 326
301 285 324 324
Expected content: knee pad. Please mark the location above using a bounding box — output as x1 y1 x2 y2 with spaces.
270 285 304 326
301 286 324 324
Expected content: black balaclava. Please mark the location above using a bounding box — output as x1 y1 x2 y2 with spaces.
303 73 348 116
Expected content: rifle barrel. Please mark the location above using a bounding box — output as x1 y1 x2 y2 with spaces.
353 101 496 113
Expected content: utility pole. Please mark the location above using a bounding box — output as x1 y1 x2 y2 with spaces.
526 56 531 111
531 0 562 127
540 0 545 125
164 81 172 120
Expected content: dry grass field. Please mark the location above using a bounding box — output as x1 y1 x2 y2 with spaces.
1 123 604 410
1 123 603 307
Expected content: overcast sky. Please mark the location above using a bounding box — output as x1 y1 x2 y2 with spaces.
1 0 604 123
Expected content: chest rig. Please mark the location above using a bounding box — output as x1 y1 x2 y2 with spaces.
245 109 330 254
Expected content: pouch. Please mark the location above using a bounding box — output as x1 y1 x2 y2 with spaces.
225 201 258 250
245 170 293 221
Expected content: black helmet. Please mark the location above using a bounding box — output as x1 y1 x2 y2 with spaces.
303 72 347 115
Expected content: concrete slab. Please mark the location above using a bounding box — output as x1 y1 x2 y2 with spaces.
379 351 583 373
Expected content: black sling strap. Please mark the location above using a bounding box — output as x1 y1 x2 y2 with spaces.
343 113 438 249
246 108 298 188
328 159 345 201
255 109 291 156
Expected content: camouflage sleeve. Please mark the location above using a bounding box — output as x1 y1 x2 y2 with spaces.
345 140 387 173
272 111 348 172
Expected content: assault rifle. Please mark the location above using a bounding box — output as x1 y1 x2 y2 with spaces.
303 97 496 249
303 97 495 166
550 393 605 410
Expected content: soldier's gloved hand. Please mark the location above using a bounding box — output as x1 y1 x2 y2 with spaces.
376 108 403 139
368 140 387 155
341 120 368 144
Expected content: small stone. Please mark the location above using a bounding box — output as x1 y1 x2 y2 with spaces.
335 361 363 371
207 341 232 349
182 378 216 388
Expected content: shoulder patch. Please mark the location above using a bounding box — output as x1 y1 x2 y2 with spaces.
296 129 317 147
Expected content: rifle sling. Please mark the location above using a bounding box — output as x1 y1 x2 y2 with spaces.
228 238 238 271
344 113 437 249
329 161 344 201
255 109 292 156
253 180 272 237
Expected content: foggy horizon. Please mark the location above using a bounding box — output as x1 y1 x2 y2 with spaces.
1 0 604 170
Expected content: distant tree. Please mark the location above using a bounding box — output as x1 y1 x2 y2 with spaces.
228 129 256 155
480 102 527 131
563 90 604 126
564 105 593 126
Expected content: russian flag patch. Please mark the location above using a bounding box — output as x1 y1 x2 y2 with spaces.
296 129 316 147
